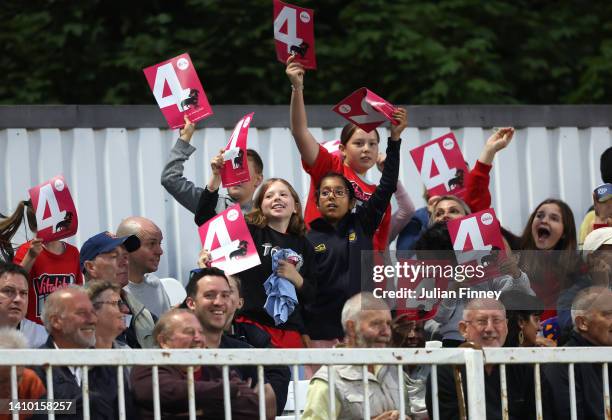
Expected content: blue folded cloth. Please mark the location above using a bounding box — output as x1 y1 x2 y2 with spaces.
263 249 299 326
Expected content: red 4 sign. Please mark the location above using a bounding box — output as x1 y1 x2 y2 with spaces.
273 0 316 69
447 208 506 284
409 132 469 199
198 204 261 275
393 260 450 321
332 88 398 133
28 175 78 242
143 53 213 129
221 113 254 188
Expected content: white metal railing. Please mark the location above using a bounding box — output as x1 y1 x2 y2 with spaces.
0 347 611 420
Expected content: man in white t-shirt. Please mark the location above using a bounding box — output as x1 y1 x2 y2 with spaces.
117 216 172 318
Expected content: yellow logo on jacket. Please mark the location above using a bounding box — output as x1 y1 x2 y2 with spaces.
314 243 327 253
348 231 356 242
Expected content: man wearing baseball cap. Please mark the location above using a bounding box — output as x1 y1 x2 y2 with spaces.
558 227 612 332
80 231 157 348
579 182 612 246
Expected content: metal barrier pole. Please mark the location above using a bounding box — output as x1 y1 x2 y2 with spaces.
602 363 610 420
257 365 266 420
116 366 126 420
397 364 405 418
463 349 487 419
10 365 18 420
46 365 55 420
362 365 371 419
328 365 336 418
569 363 577 420
534 363 543 420
499 364 508 420
187 366 196 420
431 365 440 420
81 366 90 420
222 366 231 420
152 366 161 420
292 364 300 419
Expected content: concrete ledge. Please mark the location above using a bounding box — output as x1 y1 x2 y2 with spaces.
1 105 611 129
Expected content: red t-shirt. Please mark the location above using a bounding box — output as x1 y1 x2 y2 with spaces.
302 144 391 251
14 241 83 324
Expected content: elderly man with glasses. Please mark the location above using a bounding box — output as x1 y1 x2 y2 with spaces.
426 298 536 420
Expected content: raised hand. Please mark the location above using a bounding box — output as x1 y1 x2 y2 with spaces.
390 108 408 141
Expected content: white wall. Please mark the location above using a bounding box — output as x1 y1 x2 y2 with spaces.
1 125 610 283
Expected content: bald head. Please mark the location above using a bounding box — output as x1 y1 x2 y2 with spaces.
117 216 163 278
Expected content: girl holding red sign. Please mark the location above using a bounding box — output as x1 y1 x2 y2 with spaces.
0 200 83 326
286 55 408 253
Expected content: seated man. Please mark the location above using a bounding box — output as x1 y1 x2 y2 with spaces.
184 267 288 415
302 292 408 420
426 298 535 420
80 231 157 348
543 287 612 420
131 308 264 419
392 313 429 420
34 286 129 419
0 262 47 347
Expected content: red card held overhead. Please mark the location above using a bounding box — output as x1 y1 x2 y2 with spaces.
447 208 506 284
28 175 79 242
143 53 213 129
273 0 316 69
198 204 261 276
333 88 397 133
221 113 254 188
409 132 469 199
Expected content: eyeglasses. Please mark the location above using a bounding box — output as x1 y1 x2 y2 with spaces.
319 188 349 198
464 317 507 328
93 299 127 309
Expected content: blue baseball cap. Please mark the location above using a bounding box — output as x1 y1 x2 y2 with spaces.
80 231 141 272
594 183 612 203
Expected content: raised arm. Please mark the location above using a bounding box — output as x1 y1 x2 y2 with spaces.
464 127 515 213
286 55 320 166
160 116 202 213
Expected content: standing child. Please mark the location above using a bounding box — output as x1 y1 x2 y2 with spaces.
2 200 82 325
286 55 395 252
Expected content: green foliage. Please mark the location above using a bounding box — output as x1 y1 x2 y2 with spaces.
1 0 611 104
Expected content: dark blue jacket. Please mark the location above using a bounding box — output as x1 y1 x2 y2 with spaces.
304 139 401 340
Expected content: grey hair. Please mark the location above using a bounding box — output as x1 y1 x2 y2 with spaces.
341 292 389 333
570 286 610 328
41 285 86 332
463 298 506 320
428 195 472 226
0 327 28 349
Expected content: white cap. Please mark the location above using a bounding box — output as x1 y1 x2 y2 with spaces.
583 227 612 252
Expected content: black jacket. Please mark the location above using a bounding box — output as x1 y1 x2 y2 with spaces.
304 139 401 340
220 334 291 415
426 362 535 420
542 331 612 420
32 336 134 419
236 224 316 332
